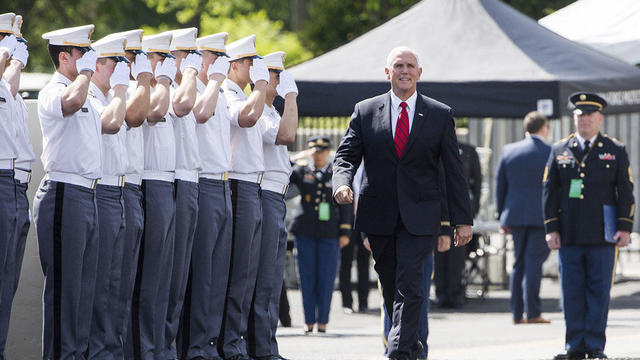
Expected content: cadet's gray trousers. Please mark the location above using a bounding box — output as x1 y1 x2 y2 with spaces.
247 189 287 358
128 180 175 360
34 179 99 360
178 178 232 360
0 170 17 302
220 179 262 358
88 185 126 360
0 179 27 359
164 179 199 360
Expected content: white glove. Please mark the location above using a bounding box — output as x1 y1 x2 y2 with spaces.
110 62 130 88
75 49 97 74
249 58 269 84
0 35 18 57
11 42 28 67
155 57 177 83
131 53 152 80
180 53 202 75
277 70 298 97
208 56 230 78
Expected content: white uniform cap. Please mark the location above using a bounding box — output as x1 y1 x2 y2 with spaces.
226 34 261 61
0 13 16 35
196 32 228 56
142 32 175 58
92 35 129 63
42 24 94 49
102 29 144 53
263 51 286 72
168 28 200 54
11 15 22 37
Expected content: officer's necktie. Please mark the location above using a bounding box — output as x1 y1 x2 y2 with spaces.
584 140 590 151
394 102 410 157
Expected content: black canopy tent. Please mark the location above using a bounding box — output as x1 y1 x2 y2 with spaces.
288 0 640 118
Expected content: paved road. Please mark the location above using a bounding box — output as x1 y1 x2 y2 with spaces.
276 278 640 360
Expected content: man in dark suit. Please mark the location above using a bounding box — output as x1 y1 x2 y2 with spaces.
496 111 552 324
333 46 473 360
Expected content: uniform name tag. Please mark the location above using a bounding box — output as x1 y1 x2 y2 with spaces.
569 179 583 198
318 202 330 221
81 107 88 112
0 97 5 103
158 117 166 122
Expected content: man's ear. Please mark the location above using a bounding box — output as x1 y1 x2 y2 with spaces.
384 67 390 80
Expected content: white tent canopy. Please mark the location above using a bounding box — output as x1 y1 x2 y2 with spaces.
539 0 640 65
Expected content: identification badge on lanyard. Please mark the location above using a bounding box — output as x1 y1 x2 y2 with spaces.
318 202 330 221
569 179 583 198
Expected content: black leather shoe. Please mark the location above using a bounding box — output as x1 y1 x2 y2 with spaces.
554 351 586 360
587 350 607 359
226 354 252 360
411 341 424 360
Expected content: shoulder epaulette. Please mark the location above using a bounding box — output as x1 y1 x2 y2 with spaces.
603 134 624 146
554 133 575 145
296 159 308 167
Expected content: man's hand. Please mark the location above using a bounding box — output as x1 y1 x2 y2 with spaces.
131 53 153 80
11 42 28 68
110 62 131 89
249 58 269 84
277 70 298 97
208 56 230 81
0 35 18 57
499 225 510 235
339 235 350 249
155 57 177 83
362 237 371 252
437 235 451 252
454 225 472 247
545 231 561 250
75 49 97 74
334 185 353 205
613 231 631 248
180 53 202 75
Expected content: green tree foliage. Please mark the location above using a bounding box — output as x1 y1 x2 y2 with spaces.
504 0 576 19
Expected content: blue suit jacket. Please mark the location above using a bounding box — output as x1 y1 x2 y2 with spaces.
496 136 551 227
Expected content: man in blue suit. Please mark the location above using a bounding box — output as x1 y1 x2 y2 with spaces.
496 111 552 324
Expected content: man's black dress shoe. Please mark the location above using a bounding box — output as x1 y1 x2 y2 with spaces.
226 354 252 360
411 341 424 360
587 350 607 359
554 351 586 359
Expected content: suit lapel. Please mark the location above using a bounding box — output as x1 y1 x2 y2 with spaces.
377 92 396 157
401 94 426 159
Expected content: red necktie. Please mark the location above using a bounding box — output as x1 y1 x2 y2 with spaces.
394 101 409 157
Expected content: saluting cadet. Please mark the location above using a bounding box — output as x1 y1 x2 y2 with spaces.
544 92 634 360
35 24 101 360
0 13 19 311
85 34 130 360
246 51 298 360
130 32 176 360
220 34 269 360
178 32 231 360
101 28 153 359
289 136 353 334
0 14 34 359
163 27 202 360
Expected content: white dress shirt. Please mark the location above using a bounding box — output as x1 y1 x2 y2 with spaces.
38 72 102 179
0 78 18 163
124 81 144 184
390 90 417 138
575 133 598 151
88 82 128 178
196 78 232 175
222 79 265 178
12 93 36 170
142 85 176 181
169 82 201 182
260 104 292 191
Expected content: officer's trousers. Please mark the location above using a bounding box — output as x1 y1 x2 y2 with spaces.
89 185 126 360
129 180 175 360
509 226 549 320
0 180 27 359
34 180 99 360
247 190 286 358
339 230 371 311
559 244 616 353
117 183 144 360
220 180 261 358
164 180 199 359
178 178 232 360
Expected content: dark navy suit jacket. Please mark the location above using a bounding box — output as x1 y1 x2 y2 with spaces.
496 135 551 227
332 91 473 236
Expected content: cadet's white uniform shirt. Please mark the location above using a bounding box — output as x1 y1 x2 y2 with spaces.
37 72 102 179
260 104 291 188
142 85 176 178
12 93 36 170
196 78 232 175
169 81 201 180
124 81 144 184
222 79 264 177
0 78 18 162
88 82 128 177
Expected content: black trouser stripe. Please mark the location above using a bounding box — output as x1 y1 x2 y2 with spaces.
219 179 239 352
132 182 147 360
53 182 65 360
179 263 193 359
